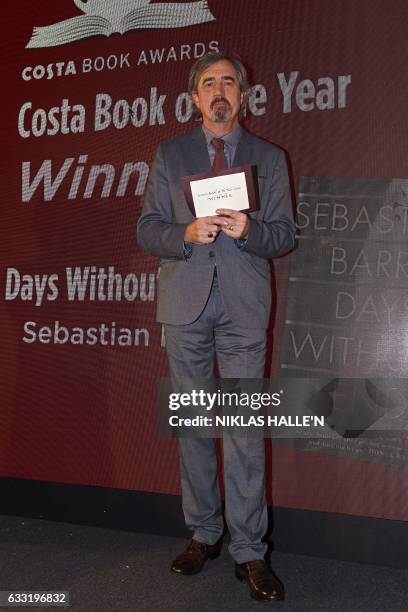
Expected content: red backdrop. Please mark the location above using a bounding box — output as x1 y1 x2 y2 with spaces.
1 0 408 521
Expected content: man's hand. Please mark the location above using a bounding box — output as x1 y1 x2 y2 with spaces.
184 215 229 244
215 209 250 240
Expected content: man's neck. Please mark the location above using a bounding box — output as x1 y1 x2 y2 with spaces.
202 119 240 137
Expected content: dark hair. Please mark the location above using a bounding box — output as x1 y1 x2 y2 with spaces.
188 52 250 119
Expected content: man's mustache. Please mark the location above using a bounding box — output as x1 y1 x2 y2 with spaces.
210 96 231 110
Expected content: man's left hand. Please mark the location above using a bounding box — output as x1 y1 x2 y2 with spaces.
215 209 250 240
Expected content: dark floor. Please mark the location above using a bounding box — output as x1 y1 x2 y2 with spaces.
0 515 407 611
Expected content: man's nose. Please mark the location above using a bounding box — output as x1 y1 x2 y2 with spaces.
214 80 225 96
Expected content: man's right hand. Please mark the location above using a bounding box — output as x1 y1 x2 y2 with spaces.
184 215 229 244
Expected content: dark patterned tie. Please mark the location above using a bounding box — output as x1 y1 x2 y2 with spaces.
212 138 228 170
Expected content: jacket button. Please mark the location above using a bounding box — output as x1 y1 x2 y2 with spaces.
209 251 215 258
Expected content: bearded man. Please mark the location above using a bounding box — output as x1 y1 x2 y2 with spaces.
137 52 295 602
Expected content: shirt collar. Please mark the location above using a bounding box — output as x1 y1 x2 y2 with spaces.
201 124 243 150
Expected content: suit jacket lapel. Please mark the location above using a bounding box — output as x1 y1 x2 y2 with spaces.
190 127 211 174
233 129 253 166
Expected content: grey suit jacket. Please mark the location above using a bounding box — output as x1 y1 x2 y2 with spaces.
137 126 296 328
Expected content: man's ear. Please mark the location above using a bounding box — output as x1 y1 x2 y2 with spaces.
192 92 200 109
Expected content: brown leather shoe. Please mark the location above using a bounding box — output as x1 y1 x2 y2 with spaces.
171 538 222 575
235 559 285 601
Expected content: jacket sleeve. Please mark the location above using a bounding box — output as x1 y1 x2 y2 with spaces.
137 144 188 260
241 149 296 259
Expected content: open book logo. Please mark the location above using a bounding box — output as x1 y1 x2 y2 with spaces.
26 0 216 49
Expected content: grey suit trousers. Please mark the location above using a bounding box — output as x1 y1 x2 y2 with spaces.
164 273 268 564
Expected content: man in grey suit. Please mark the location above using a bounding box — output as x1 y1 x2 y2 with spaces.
137 52 295 602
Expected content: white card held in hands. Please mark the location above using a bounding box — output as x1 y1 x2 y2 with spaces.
182 165 259 218
190 172 249 218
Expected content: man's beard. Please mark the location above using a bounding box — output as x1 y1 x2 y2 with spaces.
211 97 232 123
